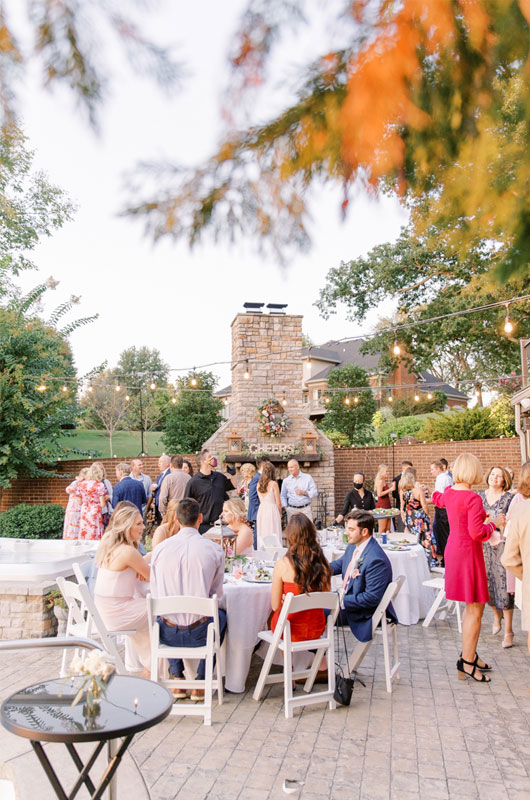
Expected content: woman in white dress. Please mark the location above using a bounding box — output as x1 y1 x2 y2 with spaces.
94 504 151 675
256 461 283 548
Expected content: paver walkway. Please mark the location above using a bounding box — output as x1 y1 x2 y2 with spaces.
1 608 529 799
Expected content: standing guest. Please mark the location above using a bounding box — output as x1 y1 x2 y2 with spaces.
502 460 530 666
334 473 375 525
150 498 227 700
221 498 254 556
478 466 514 647
374 464 396 535
158 455 191 516
432 453 503 682
130 459 152 512
430 460 453 564
280 459 318 524
63 468 88 539
95 462 113 530
248 456 270 548
237 463 257 509
76 463 107 540
184 450 237 534
112 462 146 514
329 510 397 643
505 466 517 493
400 471 435 564
151 455 171 524
257 461 283 547
392 460 413 533
182 459 194 477
152 499 181 549
440 458 453 479
94 504 151 675
271 514 331 659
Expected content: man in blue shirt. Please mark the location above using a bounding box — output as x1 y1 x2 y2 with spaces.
280 458 318 525
112 462 146 514
247 456 270 549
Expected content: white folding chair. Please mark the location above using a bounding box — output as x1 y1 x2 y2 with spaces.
146 594 224 726
56 577 134 675
252 547 287 562
422 576 462 633
347 575 405 694
259 535 283 549
253 591 340 719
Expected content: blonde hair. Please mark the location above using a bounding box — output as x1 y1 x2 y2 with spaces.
374 464 389 487
240 463 257 480
92 461 106 479
452 453 483 486
77 467 89 480
484 465 512 492
87 462 104 482
161 499 180 536
517 460 530 498
96 505 141 567
223 497 247 522
399 471 416 492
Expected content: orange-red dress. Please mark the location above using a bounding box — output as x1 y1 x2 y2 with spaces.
271 582 326 641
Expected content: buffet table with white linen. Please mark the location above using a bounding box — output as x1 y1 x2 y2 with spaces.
323 542 433 626
223 578 272 693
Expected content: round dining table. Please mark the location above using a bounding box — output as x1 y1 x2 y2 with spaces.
222 577 272 693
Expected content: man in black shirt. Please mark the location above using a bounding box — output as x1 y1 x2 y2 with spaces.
334 472 375 524
184 449 237 533
392 460 413 532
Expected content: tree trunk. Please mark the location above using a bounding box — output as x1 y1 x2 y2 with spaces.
108 430 113 458
474 383 483 407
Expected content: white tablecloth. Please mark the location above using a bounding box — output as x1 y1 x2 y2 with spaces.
223 579 272 693
323 542 432 626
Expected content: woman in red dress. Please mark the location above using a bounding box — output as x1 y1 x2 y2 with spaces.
374 464 396 535
433 453 504 683
271 513 331 643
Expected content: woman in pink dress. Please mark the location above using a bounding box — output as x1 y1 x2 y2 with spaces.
257 461 283 548
95 504 151 674
76 463 107 540
433 453 504 683
62 468 88 539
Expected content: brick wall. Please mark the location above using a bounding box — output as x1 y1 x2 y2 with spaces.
333 437 521 513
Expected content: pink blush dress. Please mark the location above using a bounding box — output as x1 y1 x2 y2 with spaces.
63 480 82 539
432 487 496 604
94 566 151 669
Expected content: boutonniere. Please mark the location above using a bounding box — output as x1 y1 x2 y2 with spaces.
357 558 363 569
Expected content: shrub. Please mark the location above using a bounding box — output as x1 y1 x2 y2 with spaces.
388 390 447 417
323 429 351 447
417 407 499 442
0 504 65 539
488 394 516 437
375 414 433 445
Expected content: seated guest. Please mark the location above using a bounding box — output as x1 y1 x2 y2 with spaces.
112 462 146 514
152 499 181 549
221 498 254 556
94 504 151 674
271 514 331 641
330 509 396 642
150 498 227 700
334 472 375 524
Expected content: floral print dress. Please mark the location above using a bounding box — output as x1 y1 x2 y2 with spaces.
62 480 82 539
403 490 436 558
479 490 514 610
75 479 106 540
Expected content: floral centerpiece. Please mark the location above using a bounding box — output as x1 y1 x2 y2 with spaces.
68 650 115 718
258 398 290 438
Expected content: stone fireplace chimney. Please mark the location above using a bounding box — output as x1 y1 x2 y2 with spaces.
203 310 335 521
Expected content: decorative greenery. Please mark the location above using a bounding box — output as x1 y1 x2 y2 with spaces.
375 414 434 446
322 429 350 448
319 365 376 446
46 589 67 610
258 398 290 438
488 395 516 438
163 370 222 453
0 504 65 539
417 408 501 443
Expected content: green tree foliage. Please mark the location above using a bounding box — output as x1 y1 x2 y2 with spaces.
163 371 223 453
390 391 447 418
0 504 64 539
375 414 434 446
79 371 131 456
115 347 170 432
321 429 350 448
319 364 376 446
488 395 517 438
417 407 501 443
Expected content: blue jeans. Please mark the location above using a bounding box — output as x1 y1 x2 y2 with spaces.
158 609 227 679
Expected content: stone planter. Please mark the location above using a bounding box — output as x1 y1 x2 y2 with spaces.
53 605 68 636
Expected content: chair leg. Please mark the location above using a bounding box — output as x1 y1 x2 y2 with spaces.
215 641 224 706
348 640 371 675
422 588 446 628
381 619 392 694
283 629 293 720
150 625 160 682
253 639 278 701
303 645 327 693
455 602 462 634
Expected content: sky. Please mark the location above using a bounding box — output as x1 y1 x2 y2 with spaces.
13 0 407 391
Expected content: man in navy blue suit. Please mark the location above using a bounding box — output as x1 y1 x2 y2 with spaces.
330 509 397 642
112 462 146 515
247 456 270 548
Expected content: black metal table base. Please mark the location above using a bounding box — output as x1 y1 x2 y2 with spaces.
31 734 134 800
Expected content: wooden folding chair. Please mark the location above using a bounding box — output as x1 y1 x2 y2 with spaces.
146 594 224 726
253 591 340 719
347 574 405 693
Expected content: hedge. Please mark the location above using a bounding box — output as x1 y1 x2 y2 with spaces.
0 504 65 539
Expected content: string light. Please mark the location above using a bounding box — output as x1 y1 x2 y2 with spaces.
172 397 177 404
388 395 393 403
223 398 228 406
354 396 359 404
37 384 46 392
87 385 93 393
344 397 351 405
503 304 514 334
150 382 156 390
115 385 121 392
427 392 433 400
414 393 420 402
61 385 68 392
244 360 250 380
392 332 401 356
324 396 330 404
125 394 130 401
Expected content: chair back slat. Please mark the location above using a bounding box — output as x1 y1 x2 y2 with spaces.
147 594 218 618
287 591 339 615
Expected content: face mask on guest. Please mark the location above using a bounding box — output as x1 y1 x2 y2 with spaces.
353 482 364 489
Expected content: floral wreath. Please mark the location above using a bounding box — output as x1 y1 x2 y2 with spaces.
258 398 290 438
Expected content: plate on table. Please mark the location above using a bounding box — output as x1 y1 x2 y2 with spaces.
243 575 273 584
384 544 410 552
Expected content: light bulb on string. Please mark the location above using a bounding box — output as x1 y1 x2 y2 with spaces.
392 333 401 356
37 383 46 392
344 397 351 405
427 392 433 400
115 385 121 392
414 393 420 402
172 397 177 404
190 370 197 387
503 304 514 334
150 382 156 391
354 396 359 404
125 394 130 401
388 395 393 403
223 398 228 406
62 385 68 393
324 396 330 404
244 360 250 380
87 385 93 393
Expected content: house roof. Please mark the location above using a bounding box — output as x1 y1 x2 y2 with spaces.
304 338 381 384
418 371 468 400
301 346 341 364
214 385 232 397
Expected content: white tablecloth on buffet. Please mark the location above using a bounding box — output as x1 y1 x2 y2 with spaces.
323 542 432 626
223 579 272 693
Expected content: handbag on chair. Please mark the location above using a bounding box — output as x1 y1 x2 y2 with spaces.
334 596 365 706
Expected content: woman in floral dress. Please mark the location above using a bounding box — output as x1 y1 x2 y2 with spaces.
76 463 107 541
400 470 436 565
62 468 88 539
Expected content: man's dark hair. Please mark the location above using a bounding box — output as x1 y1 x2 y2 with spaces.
171 455 184 469
402 460 413 468
353 471 365 480
256 456 271 469
196 449 209 468
431 459 444 471
177 498 201 527
440 458 449 469
345 508 374 535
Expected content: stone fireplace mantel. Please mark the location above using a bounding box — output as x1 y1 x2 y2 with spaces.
224 453 322 464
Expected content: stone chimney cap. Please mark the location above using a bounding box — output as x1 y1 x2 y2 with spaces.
266 303 288 314
243 302 264 312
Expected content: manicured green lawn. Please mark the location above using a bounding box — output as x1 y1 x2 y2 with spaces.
57 429 166 459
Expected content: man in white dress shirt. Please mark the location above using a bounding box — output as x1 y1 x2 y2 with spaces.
150 497 227 699
280 459 318 524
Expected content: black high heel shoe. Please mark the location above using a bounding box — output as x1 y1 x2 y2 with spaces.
457 655 491 682
459 652 492 671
